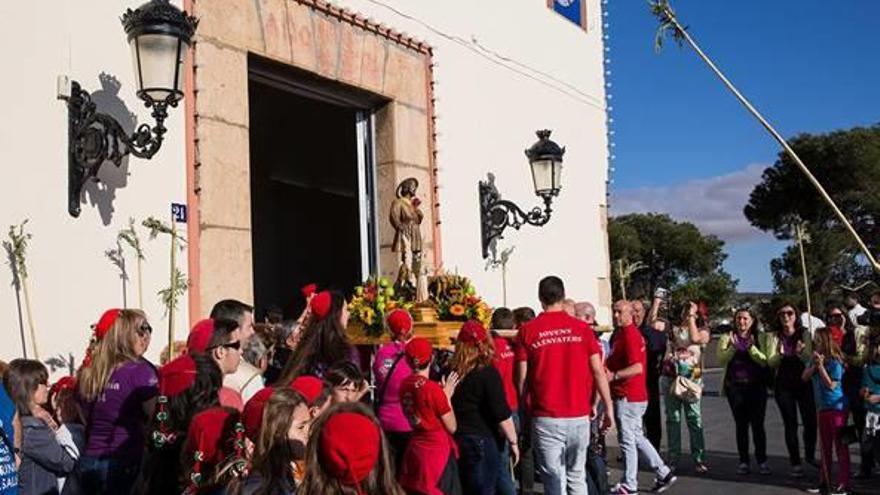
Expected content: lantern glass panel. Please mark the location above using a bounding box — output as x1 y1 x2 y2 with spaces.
130 33 186 102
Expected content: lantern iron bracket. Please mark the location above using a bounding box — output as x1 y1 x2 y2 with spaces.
62 80 175 217
479 174 555 260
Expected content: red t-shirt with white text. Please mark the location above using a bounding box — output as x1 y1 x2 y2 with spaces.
606 324 648 402
399 374 451 432
515 311 600 418
493 336 519 411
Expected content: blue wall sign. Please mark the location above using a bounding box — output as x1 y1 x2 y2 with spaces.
171 203 188 223
552 0 584 29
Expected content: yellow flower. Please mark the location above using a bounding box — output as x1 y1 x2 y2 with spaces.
449 304 466 317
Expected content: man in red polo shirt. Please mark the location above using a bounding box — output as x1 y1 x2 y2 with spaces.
607 300 676 495
516 276 614 495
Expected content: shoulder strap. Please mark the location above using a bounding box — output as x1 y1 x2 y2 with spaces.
375 351 407 410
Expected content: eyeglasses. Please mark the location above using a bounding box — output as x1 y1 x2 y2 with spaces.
778 310 796 317
220 341 241 351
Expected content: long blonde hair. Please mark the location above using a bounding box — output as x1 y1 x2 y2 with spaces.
813 327 844 362
77 309 147 401
449 339 495 377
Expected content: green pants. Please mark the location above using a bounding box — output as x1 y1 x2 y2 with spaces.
664 381 706 464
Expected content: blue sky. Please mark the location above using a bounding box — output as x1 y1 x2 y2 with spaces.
606 1 880 291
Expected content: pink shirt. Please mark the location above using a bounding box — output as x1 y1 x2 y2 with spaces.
373 342 414 433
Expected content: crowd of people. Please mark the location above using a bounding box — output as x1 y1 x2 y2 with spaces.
0 276 878 495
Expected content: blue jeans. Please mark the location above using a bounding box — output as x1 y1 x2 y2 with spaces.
615 399 671 490
532 415 590 495
497 412 520 495
76 455 140 494
456 434 500 495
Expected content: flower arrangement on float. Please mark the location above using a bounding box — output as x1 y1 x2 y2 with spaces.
428 273 492 328
348 277 413 337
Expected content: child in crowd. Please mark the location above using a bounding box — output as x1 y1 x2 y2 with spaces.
5 360 76 495
238 388 311 495
861 337 880 477
46 376 84 493
300 402 404 495
398 337 461 495
325 362 370 405
489 308 518 495
803 327 850 495
181 407 247 495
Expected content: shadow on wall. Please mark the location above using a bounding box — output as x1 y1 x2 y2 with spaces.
79 73 137 225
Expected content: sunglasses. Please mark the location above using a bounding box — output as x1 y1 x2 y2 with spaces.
778 310 795 317
218 341 241 351
137 323 153 336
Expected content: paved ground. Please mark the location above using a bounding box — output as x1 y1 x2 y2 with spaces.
596 369 879 495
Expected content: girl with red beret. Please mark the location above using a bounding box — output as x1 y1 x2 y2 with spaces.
132 354 222 495
278 292 360 383
299 402 403 495
181 407 247 494
236 388 311 495
398 337 462 495
372 309 416 472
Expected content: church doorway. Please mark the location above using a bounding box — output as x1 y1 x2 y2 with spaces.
248 57 383 317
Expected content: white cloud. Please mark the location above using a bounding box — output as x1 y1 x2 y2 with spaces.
611 163 771 242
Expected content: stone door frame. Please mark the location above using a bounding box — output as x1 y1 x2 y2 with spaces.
185 0 441 316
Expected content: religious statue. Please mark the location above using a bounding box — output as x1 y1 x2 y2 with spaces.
389 177 424 300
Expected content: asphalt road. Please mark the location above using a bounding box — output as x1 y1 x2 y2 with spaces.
598 369 879 495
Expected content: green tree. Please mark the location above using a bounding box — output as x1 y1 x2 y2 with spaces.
609 213 737 314
745 125 880 305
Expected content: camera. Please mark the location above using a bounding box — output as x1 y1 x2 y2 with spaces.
654 287 669 300
857 307 880 327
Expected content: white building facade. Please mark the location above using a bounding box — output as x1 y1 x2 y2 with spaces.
0 0 611 366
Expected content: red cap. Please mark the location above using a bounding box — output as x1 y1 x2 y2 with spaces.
291 375 324 405
50 376 76 398
187 319 215 355
94 309 122 340
185 407 242 467
242 387 275 442
302 283 318 299
405 337 433 368
310 291 332 320
319 411 380 489
159 355 197 398
386 309 413 339
457 320 488 344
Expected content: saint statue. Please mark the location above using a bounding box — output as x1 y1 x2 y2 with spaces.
389 178 424 298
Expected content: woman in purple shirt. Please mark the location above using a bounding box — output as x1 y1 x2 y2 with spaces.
75 309 158 493
717 308 770 475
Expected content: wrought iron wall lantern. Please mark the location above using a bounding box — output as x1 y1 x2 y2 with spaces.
479 129 566 259
59 0 197 217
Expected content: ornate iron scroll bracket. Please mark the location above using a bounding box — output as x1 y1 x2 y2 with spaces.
63 80 174 217
479 175 553 260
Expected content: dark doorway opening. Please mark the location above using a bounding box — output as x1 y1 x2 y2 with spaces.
248 63 380 319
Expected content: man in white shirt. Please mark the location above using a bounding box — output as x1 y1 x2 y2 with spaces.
844 291 867 327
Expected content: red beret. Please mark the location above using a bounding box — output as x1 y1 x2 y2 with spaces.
187 319 215 355
319 411 380 487
291 375 324 405
386 309 413 339
242 387 275 442
159 355 197 397
185 407 241 466
302 283 318 299
94 309 122 340
404 337 433 368
50 376 76 398
457 320 488 344
310 291 332 320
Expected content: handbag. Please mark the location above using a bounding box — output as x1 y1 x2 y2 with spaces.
671 375 702 403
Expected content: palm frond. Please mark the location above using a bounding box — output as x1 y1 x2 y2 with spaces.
142 216 186 247
118 218 145 260
105 247 129 281
158 268 189 316
649 0 687 52
3 220 32 280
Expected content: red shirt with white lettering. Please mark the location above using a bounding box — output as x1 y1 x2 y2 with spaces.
492 335 519 411
399 374 451 432
606 324 648 402
515 311 600 418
